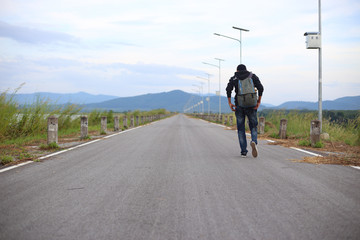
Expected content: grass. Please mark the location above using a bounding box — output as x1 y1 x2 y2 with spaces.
263 110 359 147
1 88 172 166
298 139 311 147
1 155 13 165
40 142 60 150
313 141 324 148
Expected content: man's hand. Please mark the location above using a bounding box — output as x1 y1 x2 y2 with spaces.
227 97 236 112
254 96 262 110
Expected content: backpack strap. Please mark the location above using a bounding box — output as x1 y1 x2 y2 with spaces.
238 77 242 94
248 72 255 93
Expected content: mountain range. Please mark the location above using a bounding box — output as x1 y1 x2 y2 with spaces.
12 90 360 112
12 92 119 105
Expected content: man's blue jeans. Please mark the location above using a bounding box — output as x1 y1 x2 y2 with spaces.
235 107 258 155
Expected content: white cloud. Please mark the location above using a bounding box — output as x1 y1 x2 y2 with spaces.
0 0 359 106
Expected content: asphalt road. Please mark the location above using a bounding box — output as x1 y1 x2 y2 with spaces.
0 114 359 240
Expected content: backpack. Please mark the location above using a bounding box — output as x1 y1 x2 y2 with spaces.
236 72 257 108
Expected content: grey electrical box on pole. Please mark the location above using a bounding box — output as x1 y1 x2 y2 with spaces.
304 32 321 49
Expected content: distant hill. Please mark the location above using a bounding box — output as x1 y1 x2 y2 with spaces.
275 96 360 110
82 90 232 113
83 91 360 112
12 92 119 105
12 90 360 112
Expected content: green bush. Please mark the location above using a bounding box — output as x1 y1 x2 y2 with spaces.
40 142 59 150
298 139 311 147
1 155 13 165
314 141 324 148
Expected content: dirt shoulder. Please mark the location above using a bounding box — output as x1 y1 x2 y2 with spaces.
0 130 112 169
263 137 360 167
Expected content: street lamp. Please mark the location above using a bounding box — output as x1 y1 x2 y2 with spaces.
203 58 225 117
197 73 211 115
193 83 204 114
214 33 241 64
304 0 322 132
214 26 249 64
232 26 249 64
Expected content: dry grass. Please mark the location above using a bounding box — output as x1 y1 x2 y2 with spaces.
265 137 360 166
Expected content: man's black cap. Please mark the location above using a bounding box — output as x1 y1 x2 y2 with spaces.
237 64 247 71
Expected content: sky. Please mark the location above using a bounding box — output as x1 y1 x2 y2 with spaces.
0 0 359 106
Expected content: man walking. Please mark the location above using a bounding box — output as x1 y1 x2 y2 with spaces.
226 64 264 158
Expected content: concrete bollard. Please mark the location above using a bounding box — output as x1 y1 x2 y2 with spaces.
136 116 139 126
47 116 58 144
80 116 88 139
224 116 228 125
114 116 119 131
229 116 234 126
123 116 127 129
130 116 134 128
101 116 107 133
259 117 265 135
141 116 144 125
310 120 321 147
279 119 287 139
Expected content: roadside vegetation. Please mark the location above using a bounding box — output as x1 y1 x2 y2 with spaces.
259 110 359 166
0 87 170 166
193 109 359 166
259 109 359 147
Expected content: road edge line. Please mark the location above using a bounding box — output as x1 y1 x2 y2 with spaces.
0 121 163 174
0 161 33 173
290 147 323 157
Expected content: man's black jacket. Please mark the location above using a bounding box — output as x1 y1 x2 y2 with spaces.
226 70 264 106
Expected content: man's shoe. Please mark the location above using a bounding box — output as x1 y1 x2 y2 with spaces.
250 141 258 158
241 153 247 158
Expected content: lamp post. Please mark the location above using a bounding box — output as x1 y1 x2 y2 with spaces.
232 26 249 64
193 83 204 114
318 0 322 132
203 58 224 117
197 73 211 115
304 0 322 132
214 27 249 64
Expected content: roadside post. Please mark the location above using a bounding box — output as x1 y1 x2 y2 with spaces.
47 116 58 144
310 120 321 146
80 116 88 139
259 117 265 135
123 116 127 129
114 116 119 131
130 116 134 128
279 119 287 139
101 116 107 133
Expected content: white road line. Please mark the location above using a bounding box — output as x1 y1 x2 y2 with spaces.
0 123 152 173
289 145 359 171
0 161 33 173
290 147 323 157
